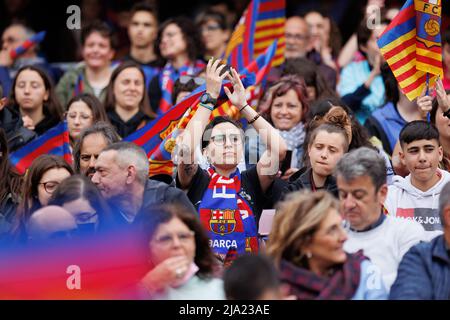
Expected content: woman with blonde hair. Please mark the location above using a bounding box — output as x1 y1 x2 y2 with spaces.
266 190 387 300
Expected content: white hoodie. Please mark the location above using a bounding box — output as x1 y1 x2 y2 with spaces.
384 169 449 241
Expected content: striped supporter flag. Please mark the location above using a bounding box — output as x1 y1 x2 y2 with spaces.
377 0 443 101
9 121 72 175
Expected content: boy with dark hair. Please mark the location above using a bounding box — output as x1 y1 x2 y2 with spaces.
385 120 449 240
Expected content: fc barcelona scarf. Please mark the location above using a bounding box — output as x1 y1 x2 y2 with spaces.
73 73 84 97
198 167 259 264
158 60 205 114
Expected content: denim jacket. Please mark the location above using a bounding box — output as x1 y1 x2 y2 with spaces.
390 235 450 300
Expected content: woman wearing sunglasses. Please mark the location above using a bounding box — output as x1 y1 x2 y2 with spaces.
196 10 230 60
148 16 206 114
176 59 287 265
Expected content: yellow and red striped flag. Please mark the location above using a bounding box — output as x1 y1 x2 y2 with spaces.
225 0 285 70
377 0 443 101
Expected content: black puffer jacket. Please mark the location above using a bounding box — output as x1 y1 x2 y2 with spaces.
0 106 36 152
0 193 19 244
282 167 339 199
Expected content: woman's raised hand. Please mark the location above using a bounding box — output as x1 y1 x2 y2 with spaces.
224 67 247 110
435 77 450 113
206 58 229 100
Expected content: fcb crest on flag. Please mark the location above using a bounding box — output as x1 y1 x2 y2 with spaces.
415 0 442 75
378 0 443 101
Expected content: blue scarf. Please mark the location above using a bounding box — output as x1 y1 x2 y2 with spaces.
198 167 258 264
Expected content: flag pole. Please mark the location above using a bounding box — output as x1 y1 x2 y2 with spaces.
426 73 431 123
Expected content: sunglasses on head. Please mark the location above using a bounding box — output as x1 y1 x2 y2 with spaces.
179 75 205 86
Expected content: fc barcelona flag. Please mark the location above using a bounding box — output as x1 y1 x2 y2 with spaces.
225 0 285 70
9 121 72 174
377 0 443 101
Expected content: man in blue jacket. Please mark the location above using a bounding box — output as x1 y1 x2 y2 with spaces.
390 181 450 300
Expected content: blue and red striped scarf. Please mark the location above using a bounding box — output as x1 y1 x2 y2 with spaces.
74 73 84 97
158 60 205 114
199 167 259 264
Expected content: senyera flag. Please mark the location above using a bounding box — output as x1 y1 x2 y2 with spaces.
225 0 285 70
9 31 46 60
377 0 443 101
213 40 278 119
9 121 72 175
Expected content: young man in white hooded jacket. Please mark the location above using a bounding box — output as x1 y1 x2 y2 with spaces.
385 121 449 241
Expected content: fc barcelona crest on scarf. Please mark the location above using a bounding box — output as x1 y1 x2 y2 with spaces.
210 209 236 235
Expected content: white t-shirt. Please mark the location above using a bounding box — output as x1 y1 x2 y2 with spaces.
344 215 426 291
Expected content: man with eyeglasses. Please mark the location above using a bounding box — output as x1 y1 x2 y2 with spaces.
335 147 426 292
285 16 310 60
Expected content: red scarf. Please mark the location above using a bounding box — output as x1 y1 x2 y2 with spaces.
279 250 366 300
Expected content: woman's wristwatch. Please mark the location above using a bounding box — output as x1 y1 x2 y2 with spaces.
200 92 217 106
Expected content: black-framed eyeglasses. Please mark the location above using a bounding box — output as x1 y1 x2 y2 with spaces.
210 133 243 146
285 33 309 41
38 181 60 194
179 75 205 86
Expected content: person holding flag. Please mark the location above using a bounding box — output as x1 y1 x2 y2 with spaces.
0 23 57 97
196 10 231 61
8 65 64 137
377 0 443 106
176 58 287 265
